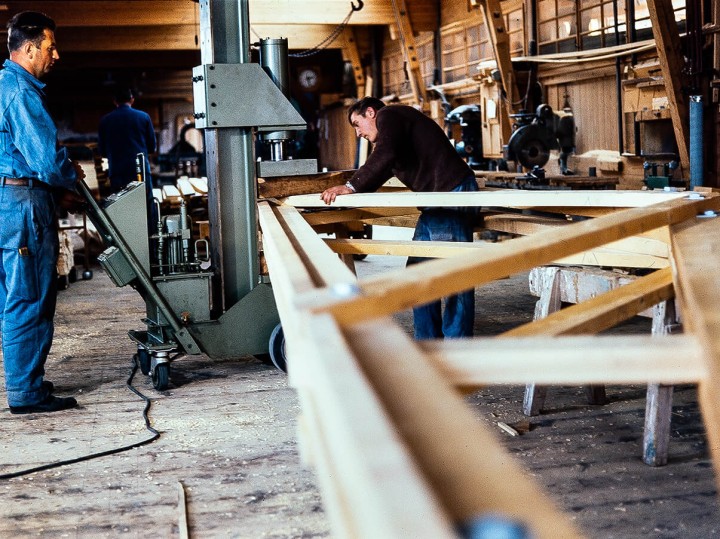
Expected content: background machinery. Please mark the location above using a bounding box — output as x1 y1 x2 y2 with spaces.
81 0 312 389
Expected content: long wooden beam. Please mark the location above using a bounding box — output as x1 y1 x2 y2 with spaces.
257 202 456 537
420 334 705 386
259 201 580 536
484 214 671 258
285 189 690 209
343 318 582 537
51 24 355 53
302 207 420 227
324 237 669 268
669 213 720 487
302 195 719 326
0 1 400 27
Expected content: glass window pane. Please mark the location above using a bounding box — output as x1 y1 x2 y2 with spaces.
558 15 576 39
539 21 557 42
581 6 603 34
558 0 575 16
538 0 557 20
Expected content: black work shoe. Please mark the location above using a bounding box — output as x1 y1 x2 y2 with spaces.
42 380 54 394
9 395 78 415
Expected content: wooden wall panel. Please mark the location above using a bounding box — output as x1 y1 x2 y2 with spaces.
546 76 619 155
318 104 358 172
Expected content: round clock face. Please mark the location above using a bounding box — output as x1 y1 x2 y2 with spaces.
299 68 319 90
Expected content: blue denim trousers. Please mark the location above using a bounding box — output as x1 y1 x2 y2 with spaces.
0 184 57 407
407 177 478 339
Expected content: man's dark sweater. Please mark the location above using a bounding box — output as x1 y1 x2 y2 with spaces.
349 104 473 193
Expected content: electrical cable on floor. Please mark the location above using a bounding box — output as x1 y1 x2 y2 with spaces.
0 357 160 480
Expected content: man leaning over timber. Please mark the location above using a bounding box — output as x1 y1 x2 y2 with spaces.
321 96 478 339
0 11 85 414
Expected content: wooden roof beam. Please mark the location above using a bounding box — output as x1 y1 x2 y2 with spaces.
390 0 429 108
646 0 691 170
0 0 399 27
42 24 354 53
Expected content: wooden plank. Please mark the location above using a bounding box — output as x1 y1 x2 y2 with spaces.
669 213 720 486
646 0 690 169
484 214 671 258
302 207 420 227
504 267 674 337
258 171 355 199
0 0 398 27
420 335 705 387
285 189 690 209
325 237 669 268
303 196 720 326
298 314 456 538
52 23 359 52
345 319 583 537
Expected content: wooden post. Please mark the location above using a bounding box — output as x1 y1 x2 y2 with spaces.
389 0 429 109
522 266 561 416
643 299 680 466
341 27 366 100
646 0 691 170
478 0 517 143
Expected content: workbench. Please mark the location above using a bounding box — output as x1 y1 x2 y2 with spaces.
475 170 620 190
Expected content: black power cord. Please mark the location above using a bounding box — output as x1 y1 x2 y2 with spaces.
0 357 160 480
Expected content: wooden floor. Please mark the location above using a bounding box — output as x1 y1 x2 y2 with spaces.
0 241 718 537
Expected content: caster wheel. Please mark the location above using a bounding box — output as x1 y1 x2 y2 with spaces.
152 363 170 391
135 349 151 375
268 323 287 373
68 267 78 283
82 269 94 280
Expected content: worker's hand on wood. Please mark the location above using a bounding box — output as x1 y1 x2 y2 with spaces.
320 185 354 205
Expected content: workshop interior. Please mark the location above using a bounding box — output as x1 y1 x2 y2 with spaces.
9 0 711 393
5 1 720 538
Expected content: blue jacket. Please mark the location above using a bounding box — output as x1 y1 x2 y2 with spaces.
98 103 156 190
0 59 77 188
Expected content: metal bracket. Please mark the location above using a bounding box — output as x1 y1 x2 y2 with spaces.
192 63 307 131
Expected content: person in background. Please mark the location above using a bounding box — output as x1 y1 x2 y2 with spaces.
98 86 157 194
0 11 85 414
321 96 478 339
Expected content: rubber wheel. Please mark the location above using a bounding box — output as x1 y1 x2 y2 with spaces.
268 323 287 373
152 363 170 390
136 349 151 375
82 269 94 280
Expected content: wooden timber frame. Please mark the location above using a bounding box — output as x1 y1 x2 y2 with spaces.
257 188 720 538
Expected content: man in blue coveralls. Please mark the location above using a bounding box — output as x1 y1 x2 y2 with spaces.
0 11 84 414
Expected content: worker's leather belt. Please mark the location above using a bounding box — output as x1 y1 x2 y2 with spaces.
0 177 50 190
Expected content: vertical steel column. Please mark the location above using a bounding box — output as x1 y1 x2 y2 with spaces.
690 95 703 189
198 0 258 310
